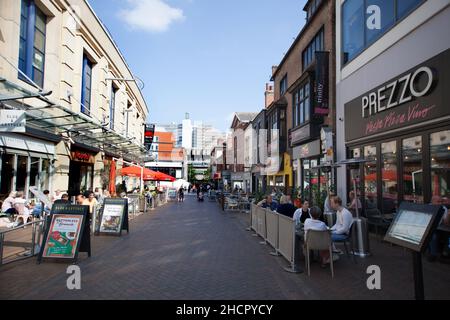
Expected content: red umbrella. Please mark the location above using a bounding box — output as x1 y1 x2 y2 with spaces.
153 171 176 182
119 166 158 180
109 161 116 194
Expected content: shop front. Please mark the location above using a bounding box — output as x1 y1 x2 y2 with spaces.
292 139 328 206
343 49 450 214
0 132 56 199
68 146 97 197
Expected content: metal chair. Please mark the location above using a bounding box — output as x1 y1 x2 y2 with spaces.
305 229 334 278
333 222 356 263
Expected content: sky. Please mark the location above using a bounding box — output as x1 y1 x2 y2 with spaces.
88 0 307 132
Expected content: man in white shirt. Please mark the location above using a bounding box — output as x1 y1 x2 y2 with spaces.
330 196 353 242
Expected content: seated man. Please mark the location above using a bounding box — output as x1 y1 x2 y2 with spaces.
276 195 297 218
330 196 353 246
257 195 278 211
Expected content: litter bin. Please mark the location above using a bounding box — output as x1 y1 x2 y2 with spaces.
351 217 371 257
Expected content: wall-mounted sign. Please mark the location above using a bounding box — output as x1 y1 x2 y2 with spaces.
144 124 156 151
0 110 26 132
315 51 329 115
345 49 450 142
71 150 95 163
292 139 321 160
290 124 311 146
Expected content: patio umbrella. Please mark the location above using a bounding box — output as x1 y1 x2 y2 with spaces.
109 160 116 194
153 171 176 182
119 166 158 180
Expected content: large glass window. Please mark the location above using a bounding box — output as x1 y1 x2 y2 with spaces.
365 0 395 44
430 130 450 206
1 154 14 196
16 156 28 192
18 0 46 88
381 141 398 214
342 0 364 65
303 159 311 202
293 82 310 127
280 75 288 96
29 157 40 198
342 0 424 65
81 55 93 115
364 145 377 212
40 159 50 191
302 28 324 70
110 86 117 130
403 136 423 203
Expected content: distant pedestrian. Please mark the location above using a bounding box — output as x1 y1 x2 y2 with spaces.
178 187 184 202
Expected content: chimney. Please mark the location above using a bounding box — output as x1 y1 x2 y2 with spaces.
272 65 278 77
265 83 274 108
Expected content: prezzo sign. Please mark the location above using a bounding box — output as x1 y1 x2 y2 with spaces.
344 49 450 142
361 67 434 118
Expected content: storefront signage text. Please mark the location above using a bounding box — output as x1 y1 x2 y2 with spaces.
365 104 436 135
0 110 26 133
345 49 450 143
71 151 94 163
362 66 434 118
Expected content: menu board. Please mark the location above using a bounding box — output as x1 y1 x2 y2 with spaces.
384 202 444 252
99 204 124 233
42 214 83 258
98 198 128 236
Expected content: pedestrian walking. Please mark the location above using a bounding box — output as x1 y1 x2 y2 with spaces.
178 187 185 202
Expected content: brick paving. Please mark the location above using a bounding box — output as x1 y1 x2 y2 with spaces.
0 194 449 300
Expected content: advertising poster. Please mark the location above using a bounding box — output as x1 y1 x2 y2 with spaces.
43 214 83 258
99 204 124 233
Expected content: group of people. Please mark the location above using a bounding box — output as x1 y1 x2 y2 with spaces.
257 192 353 267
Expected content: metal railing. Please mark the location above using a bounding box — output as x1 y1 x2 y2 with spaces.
0 218 45 266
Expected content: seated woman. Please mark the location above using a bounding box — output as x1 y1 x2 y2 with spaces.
304 206 332 267
2 192 17 216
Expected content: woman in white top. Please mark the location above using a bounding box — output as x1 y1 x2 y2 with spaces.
2 191 17 213
303 206 331 266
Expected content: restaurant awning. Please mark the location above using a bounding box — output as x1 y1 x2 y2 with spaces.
0 77 147 160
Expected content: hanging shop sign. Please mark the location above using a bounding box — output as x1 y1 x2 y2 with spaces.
292 139 321 159
38 204 90 263
144 123 156 151
314 51 329 115
345 49 450 142
97 198 129 236
0 110 26 133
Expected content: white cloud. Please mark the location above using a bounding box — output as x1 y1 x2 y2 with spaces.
119 0 185 33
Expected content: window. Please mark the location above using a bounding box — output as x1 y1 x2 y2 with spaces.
430 130 450 206
306 0 322 21
293 82 310 127
364 145 377 212
403 136 423 203
110 86 117 130
81 55 93 115
280 75 288 96
342 0 424 65
302 28 324 70
19 0 46 88
381 141 398 214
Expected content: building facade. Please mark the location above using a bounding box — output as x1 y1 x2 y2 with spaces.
336 0 450 213
270 0 336 204
0 0 148 198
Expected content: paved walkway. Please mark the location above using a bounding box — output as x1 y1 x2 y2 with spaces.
0 194 449 300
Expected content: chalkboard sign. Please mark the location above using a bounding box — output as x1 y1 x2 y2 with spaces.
384 202 444 253
37 204 90 264
97 198 129 236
